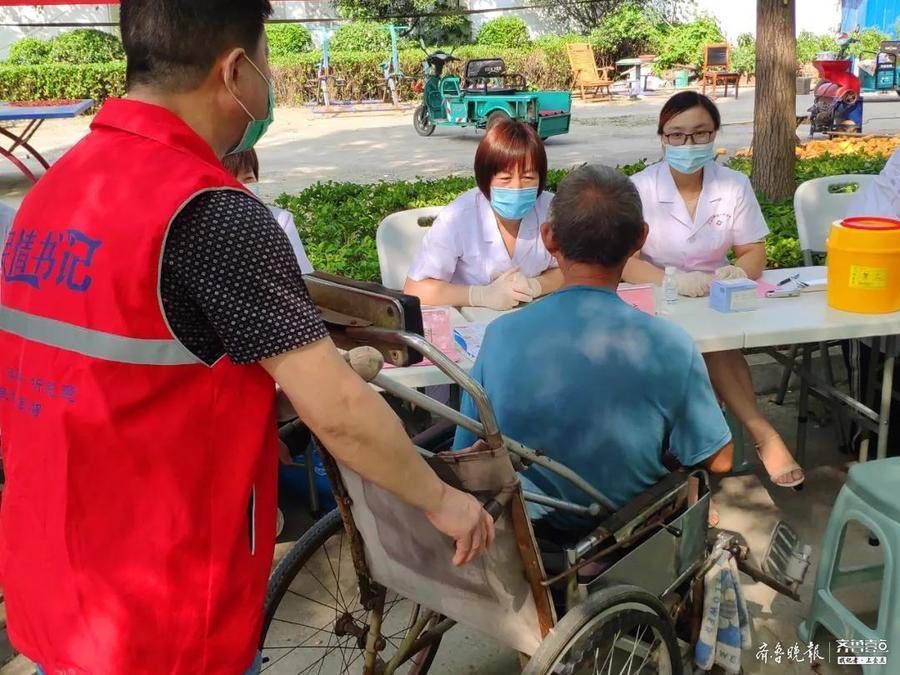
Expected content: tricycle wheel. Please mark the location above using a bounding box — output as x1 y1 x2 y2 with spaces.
523 585 683 675
413 103 435 137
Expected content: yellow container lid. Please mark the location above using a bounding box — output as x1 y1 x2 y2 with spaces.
829 216 900 253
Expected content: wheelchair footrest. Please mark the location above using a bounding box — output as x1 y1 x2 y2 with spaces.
763 520 812 594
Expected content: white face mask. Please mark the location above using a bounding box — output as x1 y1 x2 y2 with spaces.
245 182 260 197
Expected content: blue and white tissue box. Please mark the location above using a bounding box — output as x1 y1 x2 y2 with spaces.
710 278 759 313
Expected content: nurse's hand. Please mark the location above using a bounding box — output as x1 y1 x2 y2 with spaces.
468 268 534 310
676 271 713 297
715 265 748 281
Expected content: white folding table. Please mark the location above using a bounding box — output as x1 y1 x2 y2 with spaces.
379 267 900 461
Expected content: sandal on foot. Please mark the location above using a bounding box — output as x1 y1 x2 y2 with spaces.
755 444 805 488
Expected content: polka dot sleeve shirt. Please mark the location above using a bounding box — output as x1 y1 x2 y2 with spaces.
160 189 328 366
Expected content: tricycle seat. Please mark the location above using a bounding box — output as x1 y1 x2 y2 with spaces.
462 86 520 95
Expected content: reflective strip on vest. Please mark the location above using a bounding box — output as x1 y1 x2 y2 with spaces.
0 306 202 366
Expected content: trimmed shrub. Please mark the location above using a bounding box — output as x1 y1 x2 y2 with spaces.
47 29 124 64
266 23 313 58
476 17 530 48
6 36 51 65
0 62 125 106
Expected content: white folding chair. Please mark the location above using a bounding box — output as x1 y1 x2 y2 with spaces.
777 175 876 460
794 174 876 265
375 206 443 290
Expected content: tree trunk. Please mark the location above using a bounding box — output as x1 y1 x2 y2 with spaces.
752 0 797 201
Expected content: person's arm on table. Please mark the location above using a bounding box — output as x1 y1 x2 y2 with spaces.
405 270 533 310
403 277 472 307
730 241 765 280
264 339 495 565
622 252 664 285
528 267 563 297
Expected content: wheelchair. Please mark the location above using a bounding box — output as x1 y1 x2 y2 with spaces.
261 274 812 674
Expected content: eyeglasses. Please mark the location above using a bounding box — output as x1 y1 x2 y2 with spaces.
663 130 714 146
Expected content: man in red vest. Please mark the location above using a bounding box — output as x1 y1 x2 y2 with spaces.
0 1 493 673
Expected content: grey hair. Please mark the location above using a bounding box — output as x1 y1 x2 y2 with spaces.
548 164 645 267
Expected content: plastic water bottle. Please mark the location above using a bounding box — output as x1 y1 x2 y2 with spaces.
663 266 679 305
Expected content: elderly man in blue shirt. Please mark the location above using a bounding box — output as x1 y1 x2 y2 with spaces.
454 164 734 537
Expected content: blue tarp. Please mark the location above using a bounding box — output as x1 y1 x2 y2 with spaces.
841 0 900 37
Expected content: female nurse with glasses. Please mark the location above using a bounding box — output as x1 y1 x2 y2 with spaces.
404 119 563 310
624 91 804 489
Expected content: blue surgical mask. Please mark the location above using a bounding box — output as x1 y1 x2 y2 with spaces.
490 186 539 220
226 55 275 156
664 142 715 175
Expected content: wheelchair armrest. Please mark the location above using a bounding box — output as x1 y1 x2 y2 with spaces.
596 470 699 542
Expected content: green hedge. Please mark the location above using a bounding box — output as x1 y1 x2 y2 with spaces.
276 153 889 282
266 23 313 58
0 46 579 106
0 62 126 105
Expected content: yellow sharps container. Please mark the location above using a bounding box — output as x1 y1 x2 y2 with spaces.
826 216 900 314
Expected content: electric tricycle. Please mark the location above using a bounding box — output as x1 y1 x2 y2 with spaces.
413 47 571 140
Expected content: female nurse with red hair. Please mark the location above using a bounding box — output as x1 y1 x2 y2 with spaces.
404 119 563 309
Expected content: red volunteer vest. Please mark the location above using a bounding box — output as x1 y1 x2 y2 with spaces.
0 99 278 674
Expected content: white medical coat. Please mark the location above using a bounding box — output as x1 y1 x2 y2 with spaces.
407 187 556 285
630 161 769 273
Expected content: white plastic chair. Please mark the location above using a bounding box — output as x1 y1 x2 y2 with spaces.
375 206 443 290
794 174 876 264
777 174 876 451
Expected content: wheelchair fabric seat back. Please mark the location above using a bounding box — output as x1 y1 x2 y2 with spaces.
334 444 555 656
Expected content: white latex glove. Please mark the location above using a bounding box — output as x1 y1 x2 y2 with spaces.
509 271 540 302
676 271 713 298
714 265 748 281
524 276 542 298
468 268 534 310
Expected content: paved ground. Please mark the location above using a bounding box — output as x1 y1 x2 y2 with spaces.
1 87 899 209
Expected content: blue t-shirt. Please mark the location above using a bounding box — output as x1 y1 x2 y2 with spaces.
453 286 731 532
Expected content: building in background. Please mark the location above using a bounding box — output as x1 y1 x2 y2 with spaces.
840 0 900 37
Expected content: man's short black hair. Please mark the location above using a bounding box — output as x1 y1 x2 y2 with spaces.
548 164 645 268
121 0 273 91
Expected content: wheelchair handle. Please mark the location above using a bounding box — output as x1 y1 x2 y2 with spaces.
347 327 503 448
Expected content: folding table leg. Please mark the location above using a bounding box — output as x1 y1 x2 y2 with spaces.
876 334 896 460
819 340 849 451
858 337 880 463
796 345 813 467
774 344 799 405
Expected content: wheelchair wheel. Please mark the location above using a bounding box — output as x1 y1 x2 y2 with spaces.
261 509 442 674
523 585 682 675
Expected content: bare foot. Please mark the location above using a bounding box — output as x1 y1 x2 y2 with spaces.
755 434 805 487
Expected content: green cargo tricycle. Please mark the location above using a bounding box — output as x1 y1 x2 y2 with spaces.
413 49 572 140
